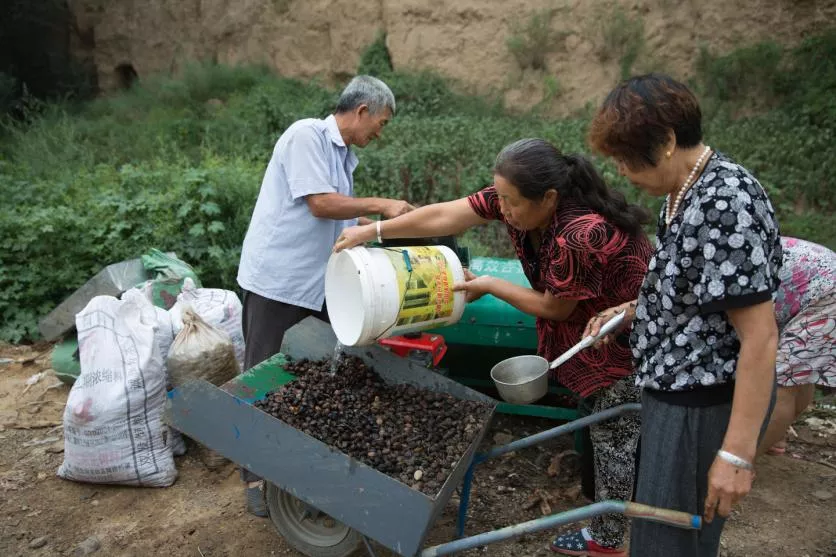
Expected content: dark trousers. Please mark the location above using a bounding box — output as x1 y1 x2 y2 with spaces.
630 387 775 557
240 289 329 482
241 290 329 371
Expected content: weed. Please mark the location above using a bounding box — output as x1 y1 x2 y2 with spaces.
506 9 567 71
534 74 564 112
596 3 645 79
543 75 563 102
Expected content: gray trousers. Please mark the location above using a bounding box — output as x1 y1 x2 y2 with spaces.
630 388 775 557
240 290 329 482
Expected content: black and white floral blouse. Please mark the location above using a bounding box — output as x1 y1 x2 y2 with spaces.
631 151 783 392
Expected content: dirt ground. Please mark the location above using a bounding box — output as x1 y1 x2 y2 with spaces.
1 342 835 557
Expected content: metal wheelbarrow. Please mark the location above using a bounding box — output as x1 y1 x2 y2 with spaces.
165 317 699 557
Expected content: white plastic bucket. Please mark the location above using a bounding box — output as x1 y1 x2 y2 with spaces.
325 245 466 346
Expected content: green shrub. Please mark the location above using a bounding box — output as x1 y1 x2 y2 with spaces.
696 41 784 103
506 9 565 71
597 4 645 79
0 67 335 175
779 31 836 129
0 158 260 342
706 111 835 211
694 33 836 213
2 30 835 342
694 33 836 126
357 31 394 76
385 71 505 118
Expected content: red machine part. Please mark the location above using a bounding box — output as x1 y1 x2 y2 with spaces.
377 333 447 368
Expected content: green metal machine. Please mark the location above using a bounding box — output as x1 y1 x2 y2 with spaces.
376 251 578 422
432 256 537 348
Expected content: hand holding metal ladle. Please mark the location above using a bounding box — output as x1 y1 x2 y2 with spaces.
549 310 627 369
583 301 637 349
490 310 628 404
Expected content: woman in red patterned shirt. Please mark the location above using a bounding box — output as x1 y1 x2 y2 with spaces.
335 138 653 556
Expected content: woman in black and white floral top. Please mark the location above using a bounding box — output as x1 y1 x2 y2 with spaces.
584 74 782 557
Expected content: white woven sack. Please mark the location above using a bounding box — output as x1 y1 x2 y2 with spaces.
57 293 177 486
121 288 185 456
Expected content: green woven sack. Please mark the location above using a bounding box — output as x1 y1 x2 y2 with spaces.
138 249 202 309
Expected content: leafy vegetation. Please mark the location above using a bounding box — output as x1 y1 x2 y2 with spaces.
596 3 645 79
2 31 835 342
696 41 784 104
357 31 394 76
506 9 567 71
540 75 564 105
694 31 836 212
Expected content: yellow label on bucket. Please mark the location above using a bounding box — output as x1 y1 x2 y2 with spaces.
383 247 455 327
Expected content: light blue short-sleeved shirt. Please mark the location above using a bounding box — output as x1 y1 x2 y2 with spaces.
237 115 359 310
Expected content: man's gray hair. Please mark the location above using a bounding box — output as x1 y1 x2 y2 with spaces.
336 75 396 116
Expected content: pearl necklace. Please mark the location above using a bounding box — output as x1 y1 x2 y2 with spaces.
665 145 711 227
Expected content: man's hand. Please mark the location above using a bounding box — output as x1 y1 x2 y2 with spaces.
704 456 755 523
380 200 415 219
305 193 413 221
334 224 376 252
582 300 636 348
453 269 493 303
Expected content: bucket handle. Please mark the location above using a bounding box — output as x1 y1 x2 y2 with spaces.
374 248 414 341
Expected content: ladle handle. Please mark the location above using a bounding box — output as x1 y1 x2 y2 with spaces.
548 310 627 370
596 310 627 340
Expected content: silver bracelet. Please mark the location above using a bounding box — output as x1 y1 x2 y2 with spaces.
376 220 383 243
717 450 754 471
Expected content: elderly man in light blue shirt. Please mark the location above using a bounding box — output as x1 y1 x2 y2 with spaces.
236 75 413 516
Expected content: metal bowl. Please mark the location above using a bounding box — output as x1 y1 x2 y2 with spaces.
490 355 549 405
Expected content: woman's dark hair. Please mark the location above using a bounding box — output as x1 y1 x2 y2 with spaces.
493 138 651 236
588 73 703 169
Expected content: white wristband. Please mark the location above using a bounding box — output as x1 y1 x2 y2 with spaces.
376 219 383 243
717 450 753 471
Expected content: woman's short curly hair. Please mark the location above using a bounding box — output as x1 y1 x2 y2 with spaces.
588 73 703 169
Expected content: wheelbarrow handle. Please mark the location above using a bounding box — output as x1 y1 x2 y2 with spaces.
624 502 702 530
421 500 700 557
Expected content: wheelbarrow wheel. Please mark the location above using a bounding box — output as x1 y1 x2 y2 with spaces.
265 482 362 557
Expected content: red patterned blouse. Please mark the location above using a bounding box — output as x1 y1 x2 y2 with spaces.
467 186 653 397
